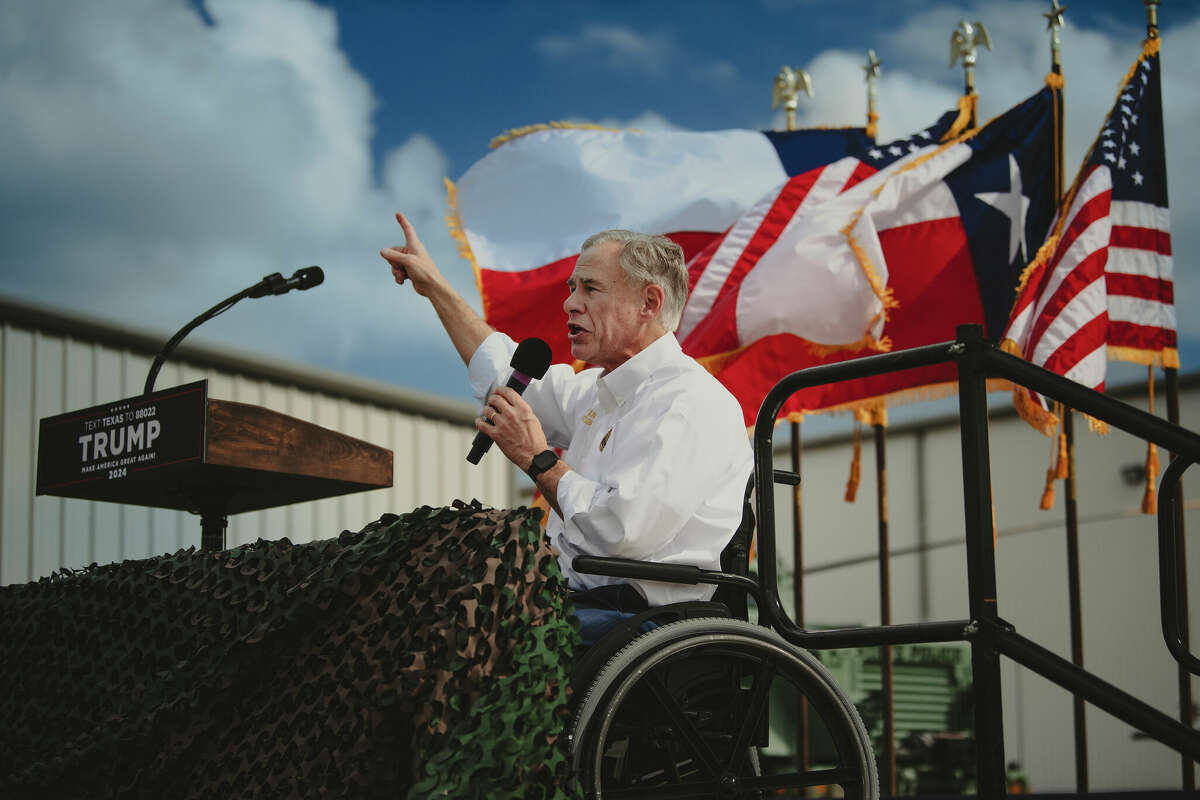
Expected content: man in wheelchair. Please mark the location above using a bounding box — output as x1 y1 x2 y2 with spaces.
382 214 753 645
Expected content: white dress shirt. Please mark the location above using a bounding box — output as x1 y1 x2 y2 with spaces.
468 331 753 606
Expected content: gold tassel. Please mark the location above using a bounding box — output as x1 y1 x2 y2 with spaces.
1142 365 1159 514
1054 432 1069 480
844 422 862 502
1142 443 1160 514
866 111 879 141
940 93 978 142
1040 467 1057 510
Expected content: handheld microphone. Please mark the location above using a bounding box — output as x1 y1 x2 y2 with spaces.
246 266 325 298
467 337 553 464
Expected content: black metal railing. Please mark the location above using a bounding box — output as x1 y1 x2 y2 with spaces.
574 323 1200 796
749 324 1200 794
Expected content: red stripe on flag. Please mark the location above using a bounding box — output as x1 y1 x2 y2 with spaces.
1042 313 1108 379
841 160 877 192
1109 319 1178 351
1106 273 1174 303
1026 249 1109 350
680 172 827 357
1050 190 1111 266
710 171 822 310
1111 224 1172 255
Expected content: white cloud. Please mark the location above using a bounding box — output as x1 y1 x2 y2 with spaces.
0 0 470 396
537 23 674 75
535 22 739 84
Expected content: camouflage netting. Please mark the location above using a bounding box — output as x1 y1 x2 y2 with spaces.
0 501 581 799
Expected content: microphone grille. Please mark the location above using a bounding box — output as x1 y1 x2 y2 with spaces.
298 266 324 288
510 337 552 379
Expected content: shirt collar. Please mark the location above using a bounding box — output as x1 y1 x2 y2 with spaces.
597 333 680 408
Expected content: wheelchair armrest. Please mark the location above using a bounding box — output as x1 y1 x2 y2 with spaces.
572 556 764 608
572 555 701 584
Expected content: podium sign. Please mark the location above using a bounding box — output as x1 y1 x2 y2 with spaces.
36 380 208 495
34 380 392 529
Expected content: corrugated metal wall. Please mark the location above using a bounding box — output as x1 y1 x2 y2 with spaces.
0 301 513 586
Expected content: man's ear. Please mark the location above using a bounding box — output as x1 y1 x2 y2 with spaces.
642 283 665 320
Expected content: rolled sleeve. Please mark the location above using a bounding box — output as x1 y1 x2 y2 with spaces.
467 331 517 405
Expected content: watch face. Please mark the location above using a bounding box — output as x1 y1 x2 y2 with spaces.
530 450 557 475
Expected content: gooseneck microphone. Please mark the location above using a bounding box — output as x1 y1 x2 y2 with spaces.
467 337 553 464
143 266 325 395
246 266 325 297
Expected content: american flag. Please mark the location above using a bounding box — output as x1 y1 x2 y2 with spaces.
1003 43 1174 433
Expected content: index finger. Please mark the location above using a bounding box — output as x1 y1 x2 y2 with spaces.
492 386 525 406
394 212 426 255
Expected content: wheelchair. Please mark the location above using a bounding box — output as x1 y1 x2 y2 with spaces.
566 479 880 799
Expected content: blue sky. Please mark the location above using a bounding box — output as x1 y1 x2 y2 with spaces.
2 0 1198 408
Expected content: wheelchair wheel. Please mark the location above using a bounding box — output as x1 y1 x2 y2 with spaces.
570 618 878 799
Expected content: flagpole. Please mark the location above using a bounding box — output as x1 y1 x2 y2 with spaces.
775 64 812 779
1145 2 1196 787
1042 0 1091 790
859 47 897 794
864 50 882 140
1138 0 1196 788
951 20 991 127
871 411 897 794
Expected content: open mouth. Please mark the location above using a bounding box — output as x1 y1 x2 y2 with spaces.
567 323 588 338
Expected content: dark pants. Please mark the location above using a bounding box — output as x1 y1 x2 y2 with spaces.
568 583 648 646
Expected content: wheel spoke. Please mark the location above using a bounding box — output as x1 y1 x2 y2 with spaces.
726 658 775 773
644 671 720 779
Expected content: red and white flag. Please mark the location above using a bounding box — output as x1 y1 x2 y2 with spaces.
1003 42 1175 433
448 124 874 366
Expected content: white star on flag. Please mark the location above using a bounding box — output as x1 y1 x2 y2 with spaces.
1133 171 1144 185
974 154 1030 264
869 148 883 159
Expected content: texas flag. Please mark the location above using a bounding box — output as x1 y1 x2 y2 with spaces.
448 124 873 366
679 87 1060 423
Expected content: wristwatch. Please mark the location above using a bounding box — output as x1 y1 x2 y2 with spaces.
526 449 559 481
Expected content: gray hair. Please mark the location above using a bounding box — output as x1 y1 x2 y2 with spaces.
579 229 688 332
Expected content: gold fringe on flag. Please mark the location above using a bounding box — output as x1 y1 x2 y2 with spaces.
1109 345 1180 369
844 420 863 502
488 121 641 150
443 178 488 317
940 93 978 142
1001 339 1061 436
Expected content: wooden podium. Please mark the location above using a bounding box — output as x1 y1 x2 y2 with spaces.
35 380 393 550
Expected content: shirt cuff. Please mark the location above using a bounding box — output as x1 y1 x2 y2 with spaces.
555 469 602 546
467 331 516 405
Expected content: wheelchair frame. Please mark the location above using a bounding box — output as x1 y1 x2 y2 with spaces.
571 324 1200 799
